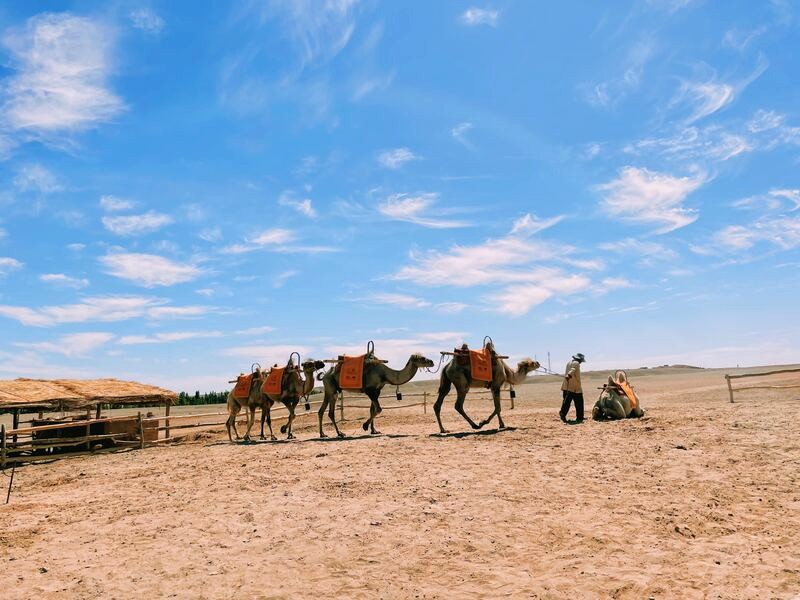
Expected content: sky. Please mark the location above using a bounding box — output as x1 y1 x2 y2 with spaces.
0 0 799 392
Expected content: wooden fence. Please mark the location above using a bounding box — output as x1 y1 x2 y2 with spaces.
724 368 800 403
0 389 513 468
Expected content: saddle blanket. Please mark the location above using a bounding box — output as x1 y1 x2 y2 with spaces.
232 374 254 399
616 380 638 411
262 367 284 396
470 349 493 382
339 355 364 390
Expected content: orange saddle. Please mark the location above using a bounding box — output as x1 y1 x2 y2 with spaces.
469 349 493 382
262 367 285 396
616 380 639 411
232 373 254 399
339 355 365 390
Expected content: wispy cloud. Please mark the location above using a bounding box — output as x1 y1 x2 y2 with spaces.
595 166 705 233
510 213 565 235
0 295 205 327
584 38 655 108
451 122 474 149
377 147 420 169
278 191 316 217
13 164 63 193
129 8 164 34
102 211 173 236
0 257 23 277
459 7 499 27
598 238 678 261
118 331 222 345
356 293 431 309
378 193 469 228
99 252 204 287
99 195 135 212
18 332 114 357
712 215 800 252
0 13 124 145
40 273 89 289
733 188 800 212
723 26 767 51
646 0 699 14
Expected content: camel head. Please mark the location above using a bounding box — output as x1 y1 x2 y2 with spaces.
517 358 540 374
409 353 435 369
302 359 326 372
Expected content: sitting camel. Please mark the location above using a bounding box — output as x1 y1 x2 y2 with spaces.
592 370 645 420
433 343 540 433
261 358 325 440
317 352 435 437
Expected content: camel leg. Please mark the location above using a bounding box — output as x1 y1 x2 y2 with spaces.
264 402 276 441
362 391 383 434
328 393 345 438
317 393 330 437
478 387 505 429
243 406 256 441
454 389 481 430
434 377 452 434
284 402 296 439
259 406 267 440
605 398 627 420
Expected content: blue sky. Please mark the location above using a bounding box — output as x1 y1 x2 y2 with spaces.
0 0 798 391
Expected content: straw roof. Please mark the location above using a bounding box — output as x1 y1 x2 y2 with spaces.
0 378 177 410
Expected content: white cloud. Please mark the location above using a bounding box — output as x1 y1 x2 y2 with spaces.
733 189 800 212
377 147 420 169
675 81 735 124
599 238 678 260
631 125 751 163
0 228 6 240
436 302 468 314
19 331 114 357
1 13 124 140
67 243 86 251
118 331 222 345
40 273 89 289
129 8 164 34
235 325 276 336
451 122 474 149
486 272 592 317
0 257 23 276
273 270 298 288
99 195 135 212
596 167 705 233
357 293 431 310
584 38 655 108
647 0 698 13
713 215 800 251
198 227 223 243
510 213 565 235
99 253 204 287
278 192 316 217
147 305 209 319
723 26 767 51
0 295 197 327
748 109 785 133
102 211 173 236
600 277 635 290
13 164 63 193
378 193 469 228
459 8 499 27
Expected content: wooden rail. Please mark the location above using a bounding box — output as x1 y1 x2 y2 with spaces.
725 368 800 403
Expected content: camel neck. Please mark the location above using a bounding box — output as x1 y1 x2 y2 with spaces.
301 368 316 395
381 358 418 386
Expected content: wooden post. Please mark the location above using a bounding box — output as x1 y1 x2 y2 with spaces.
725 374 734 403
95 403 102 419
338 392 344 422
423 391 427 414
12 410 19 444
165 403 171 440
137 412 145 449
85 408 92 451
1 424 6 471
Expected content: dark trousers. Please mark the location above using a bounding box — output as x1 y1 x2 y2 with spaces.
560 391 584 421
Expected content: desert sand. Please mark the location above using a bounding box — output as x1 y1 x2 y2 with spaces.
1 366 799 599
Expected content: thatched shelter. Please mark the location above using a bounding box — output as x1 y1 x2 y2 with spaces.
0 378 176 411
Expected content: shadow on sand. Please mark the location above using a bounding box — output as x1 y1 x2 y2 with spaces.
429 426 519 439
208 433 413 447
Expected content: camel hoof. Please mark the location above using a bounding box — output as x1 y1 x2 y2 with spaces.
362 422 370 431
319 432 328 438
270 436 277 441
259 435 266 441
371 430 381 435
337 432 346 438
287 433 295 440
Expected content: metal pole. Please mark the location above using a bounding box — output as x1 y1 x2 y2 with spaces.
547 352 551 374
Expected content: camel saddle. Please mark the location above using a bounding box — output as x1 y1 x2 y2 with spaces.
452 344 494 382
338 354 366 390
232 373 256 399
612 379 639 411
262 367 285 396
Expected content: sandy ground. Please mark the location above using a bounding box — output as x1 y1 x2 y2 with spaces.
1 367 799 599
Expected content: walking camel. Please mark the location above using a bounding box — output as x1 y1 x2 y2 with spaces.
226 359 324 442
433 343 540 434
318 352 435 437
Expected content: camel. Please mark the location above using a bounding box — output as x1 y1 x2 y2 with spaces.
226 359 324 442
433 343 540 433
592 370 645 420
317 352 435 437
262 359 326 440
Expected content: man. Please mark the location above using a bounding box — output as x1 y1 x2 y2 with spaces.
560 353 586 423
